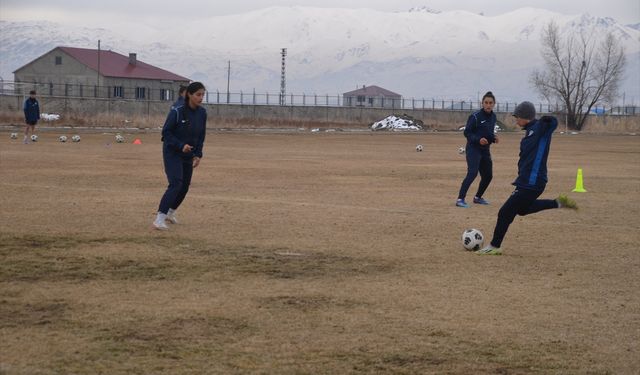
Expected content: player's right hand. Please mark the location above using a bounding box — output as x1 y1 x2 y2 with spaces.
182 144 194 153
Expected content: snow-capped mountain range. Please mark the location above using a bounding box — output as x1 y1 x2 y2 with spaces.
1 6 639 103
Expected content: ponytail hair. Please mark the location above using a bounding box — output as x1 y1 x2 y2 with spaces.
482 91 495 102
185 81 206 107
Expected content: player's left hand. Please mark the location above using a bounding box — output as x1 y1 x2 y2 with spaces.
193 157 201 168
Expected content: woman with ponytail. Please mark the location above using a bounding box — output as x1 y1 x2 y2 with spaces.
154 82 207 230
456 91 499 208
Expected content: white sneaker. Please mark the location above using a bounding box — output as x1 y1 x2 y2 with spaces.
166 209 178 224
153 212 169 230
153 219 169 230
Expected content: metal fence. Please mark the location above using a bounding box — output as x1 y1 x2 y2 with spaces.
2 80 637 115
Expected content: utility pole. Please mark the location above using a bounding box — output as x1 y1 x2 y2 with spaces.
280 48 287 106
227 60 230 104
97 40 101 91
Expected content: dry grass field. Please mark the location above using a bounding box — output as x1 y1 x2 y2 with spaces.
1 128 639 374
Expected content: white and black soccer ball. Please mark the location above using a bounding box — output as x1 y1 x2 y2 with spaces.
30 134 38 142
115 134 125 143
416 144 423 152
10 132 18 139
59 135 68 143
462 228 484 251
72 135 81 143
458 146 466 155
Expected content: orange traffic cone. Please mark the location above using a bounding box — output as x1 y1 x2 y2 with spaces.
133 138 142 145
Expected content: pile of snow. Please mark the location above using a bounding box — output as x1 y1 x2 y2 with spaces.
41 113 60 121
371 115 423 131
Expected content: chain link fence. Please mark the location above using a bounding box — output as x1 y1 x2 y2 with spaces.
2 80 637 116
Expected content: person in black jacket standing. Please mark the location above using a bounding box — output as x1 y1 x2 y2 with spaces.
456 91 499 207
23 90 40 144
477 101 577 255
153 82 207 230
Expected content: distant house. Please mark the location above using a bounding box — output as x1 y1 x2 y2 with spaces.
13 46 190 101
343 85 402 108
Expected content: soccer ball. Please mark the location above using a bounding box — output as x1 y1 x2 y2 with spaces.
115 134 125 143
72 135 81 142
59 135 68 142
416 144 423 152
10 133 18 139
462 228 484 251
30 134 38 142
458 147 466 155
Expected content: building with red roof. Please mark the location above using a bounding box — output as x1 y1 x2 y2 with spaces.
13 46 190 101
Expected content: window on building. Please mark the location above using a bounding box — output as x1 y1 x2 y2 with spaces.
160 89 171 101
55 56 62 65
65 84 70 96
113 86 124 98
357 95 365 103
368 97 374 105
49 83 53 95
135 87 146 99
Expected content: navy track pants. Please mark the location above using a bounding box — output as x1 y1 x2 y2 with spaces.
490 188 558 248
458 146 492 200
158 149 193 214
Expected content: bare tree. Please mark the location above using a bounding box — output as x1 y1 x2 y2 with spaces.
531 21 626 130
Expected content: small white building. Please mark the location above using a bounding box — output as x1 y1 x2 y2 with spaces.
343 85 402 108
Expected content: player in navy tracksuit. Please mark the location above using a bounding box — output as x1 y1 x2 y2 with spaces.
456 91 499 207
153 82 207 230
477 101 577 255
23 90 40 144
170 85 186 110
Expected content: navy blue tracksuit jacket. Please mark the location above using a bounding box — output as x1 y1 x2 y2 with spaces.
162 104 206 160
513 116 558 191
464 110 497 148
23 98 40 124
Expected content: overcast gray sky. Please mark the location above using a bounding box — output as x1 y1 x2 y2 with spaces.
1 0 639 26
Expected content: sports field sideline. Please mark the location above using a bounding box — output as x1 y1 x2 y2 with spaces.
1 130 639 374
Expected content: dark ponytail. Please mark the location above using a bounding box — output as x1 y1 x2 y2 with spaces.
482 91 495 102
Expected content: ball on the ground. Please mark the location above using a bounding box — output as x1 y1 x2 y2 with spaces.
462 228 484 251
59 135 68 142
115 134 125 143
458 146 466 155
30 134 38 142
10 133 18 139
416 144 423 152
72 135 81 142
